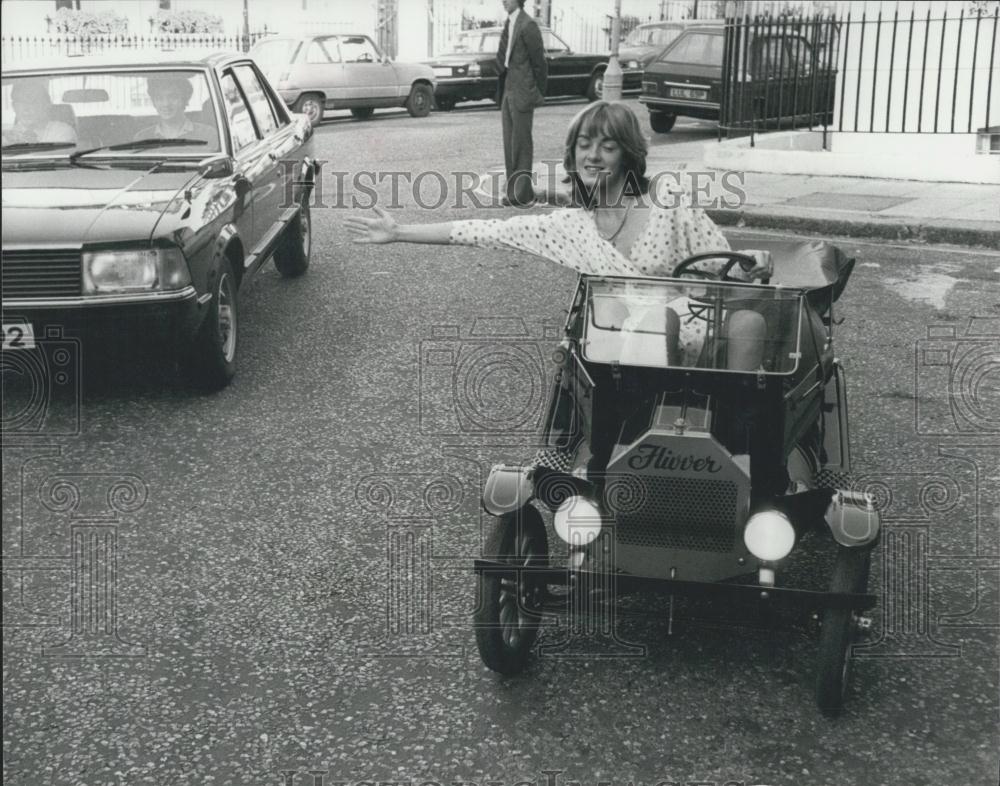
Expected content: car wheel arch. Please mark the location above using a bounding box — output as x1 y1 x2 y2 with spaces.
212 226 245 291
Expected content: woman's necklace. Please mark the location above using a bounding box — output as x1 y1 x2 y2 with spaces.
595 199 633 243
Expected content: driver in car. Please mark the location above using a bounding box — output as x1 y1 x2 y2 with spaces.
134 74 215 142
347 100 772 474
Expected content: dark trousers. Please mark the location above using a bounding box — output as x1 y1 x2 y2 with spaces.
501 93 535 205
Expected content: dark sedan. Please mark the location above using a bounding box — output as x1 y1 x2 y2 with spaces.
425 26 642 110
1 52 315 389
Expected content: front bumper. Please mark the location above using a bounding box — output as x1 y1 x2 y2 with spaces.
2 286 204 342
473 560 878 611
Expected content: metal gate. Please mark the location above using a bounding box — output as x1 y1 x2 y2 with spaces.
720 4 999 140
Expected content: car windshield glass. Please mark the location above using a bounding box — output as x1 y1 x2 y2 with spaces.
1 70 221 158
582 277 803 374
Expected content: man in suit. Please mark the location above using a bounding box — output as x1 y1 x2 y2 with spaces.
496 0 548 206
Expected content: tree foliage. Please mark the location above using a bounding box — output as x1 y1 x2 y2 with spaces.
155 9 225 34
52 8 129 35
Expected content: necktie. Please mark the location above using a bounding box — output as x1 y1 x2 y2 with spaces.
497 18 510 70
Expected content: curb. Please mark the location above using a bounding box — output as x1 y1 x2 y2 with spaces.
706 207 1000 249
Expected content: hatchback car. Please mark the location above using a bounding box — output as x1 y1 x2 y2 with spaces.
424 26 642 111
250 34 436 125
618 20 687 70
639 20 835 133
1 52 315 389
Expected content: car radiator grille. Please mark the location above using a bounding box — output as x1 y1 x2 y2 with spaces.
615 476 738 552
642 80 658 94
2 249 82 299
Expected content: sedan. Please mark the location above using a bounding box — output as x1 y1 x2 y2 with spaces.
1 52 315 389
250 34 436 125
424 26 642 111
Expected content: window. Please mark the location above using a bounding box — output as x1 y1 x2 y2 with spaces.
339 36 379 63
480 32 501 53
540 30 569 52
306 38 339 64
658 33 722 66
650 27 680 47
220 72 258 151
55 0 80 9
233 64 279 136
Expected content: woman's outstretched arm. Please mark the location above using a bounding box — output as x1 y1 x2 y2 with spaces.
346 206 453 245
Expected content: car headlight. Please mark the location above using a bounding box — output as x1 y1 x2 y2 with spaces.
82 248 191 294
743 510 796 562
626 60 640 70
554 495 603 546
468 62 481 76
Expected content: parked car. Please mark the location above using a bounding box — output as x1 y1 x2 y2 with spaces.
1 52 316 389
424 26 642 111
618 20 688 70
249 34 436 125
639 20 835 133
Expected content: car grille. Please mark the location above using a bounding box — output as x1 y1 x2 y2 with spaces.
642 80 658 94
615 476 738 552
2 249 83 299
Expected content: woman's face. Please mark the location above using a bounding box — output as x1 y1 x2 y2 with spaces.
573 127 625 190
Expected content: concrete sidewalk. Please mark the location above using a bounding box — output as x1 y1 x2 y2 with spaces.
644 141 1000 248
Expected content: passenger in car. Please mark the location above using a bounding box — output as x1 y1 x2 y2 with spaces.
133 74 216 143
3 79 77 145
347 100 772 474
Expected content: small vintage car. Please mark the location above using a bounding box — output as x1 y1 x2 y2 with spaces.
639 20 836 133
473 243 880 716
249 34 436 125
424 26 643 111
1 51 315 389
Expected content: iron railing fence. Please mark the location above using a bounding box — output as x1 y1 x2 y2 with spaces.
0 32 271 64
719 6 999 140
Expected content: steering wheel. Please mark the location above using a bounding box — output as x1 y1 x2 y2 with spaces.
672 251 761 282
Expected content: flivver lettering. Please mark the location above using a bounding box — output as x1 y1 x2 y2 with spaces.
626 444 723 473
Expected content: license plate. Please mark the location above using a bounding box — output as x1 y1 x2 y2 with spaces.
2 322 35 349
670 87 708 100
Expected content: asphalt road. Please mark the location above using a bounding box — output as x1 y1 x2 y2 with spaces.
3 98 999 786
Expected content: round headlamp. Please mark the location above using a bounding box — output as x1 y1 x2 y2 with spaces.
553 495 603 546
743 510 795 562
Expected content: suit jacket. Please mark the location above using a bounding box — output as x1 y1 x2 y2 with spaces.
496 12 548 111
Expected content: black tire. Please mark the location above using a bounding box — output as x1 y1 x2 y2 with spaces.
586 70 604 102
816 547 871 716
435 96 456 112
294 93 324 127
189 257 239 390
405 84 433 117
474 507 549 675
350 107 374 120
273 205 311 278
649 111 677 133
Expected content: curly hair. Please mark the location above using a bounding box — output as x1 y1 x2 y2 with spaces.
561 100 650 208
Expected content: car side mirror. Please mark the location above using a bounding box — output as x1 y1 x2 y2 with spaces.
234 175 251 200
199 154 234 179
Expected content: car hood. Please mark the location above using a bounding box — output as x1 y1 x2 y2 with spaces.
392 62 437 81
1 164 199 248
619 44 660 65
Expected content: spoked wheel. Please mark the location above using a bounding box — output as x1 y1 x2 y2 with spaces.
474 506 549 675
816 546 872 716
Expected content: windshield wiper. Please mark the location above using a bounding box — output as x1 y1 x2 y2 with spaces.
2 141 78 154
69 137 207 164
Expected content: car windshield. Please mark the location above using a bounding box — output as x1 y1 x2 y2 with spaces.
1 69 221 159
582 277 804 374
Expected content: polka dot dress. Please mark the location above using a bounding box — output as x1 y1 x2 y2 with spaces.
449 183 742 363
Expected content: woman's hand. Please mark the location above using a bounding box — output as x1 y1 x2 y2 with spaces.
742 249 774 281
346 205 398 244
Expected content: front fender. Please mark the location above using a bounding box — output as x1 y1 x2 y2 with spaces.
824 489 880 548
481 464 534 517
